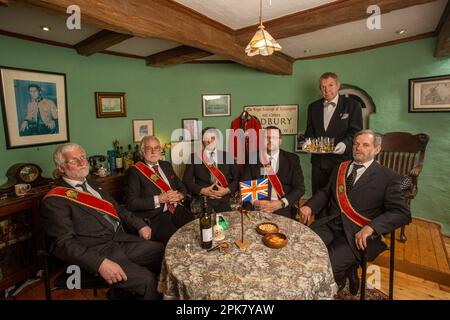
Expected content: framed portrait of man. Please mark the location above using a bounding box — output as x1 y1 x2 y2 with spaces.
182 118 199 141
132 119 154 143
0 66 69 149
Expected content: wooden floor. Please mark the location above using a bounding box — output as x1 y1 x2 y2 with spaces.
8 218 450 300
373 217 450 287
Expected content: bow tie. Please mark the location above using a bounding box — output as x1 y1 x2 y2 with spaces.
324 101 336 108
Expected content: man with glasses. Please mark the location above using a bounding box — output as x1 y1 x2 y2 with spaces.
40 143 164 300
183 127 240 212
124 135 193 244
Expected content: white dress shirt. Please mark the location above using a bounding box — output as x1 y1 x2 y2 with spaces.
347 159 374 184
262 151 288 206
148 161 172 211
323 94 339 131
63 177 102 198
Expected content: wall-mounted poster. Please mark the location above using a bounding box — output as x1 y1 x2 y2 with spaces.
243 104 298 135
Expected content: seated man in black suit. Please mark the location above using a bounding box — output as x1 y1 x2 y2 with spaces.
40 143 164 300
300 130 411 295
124 135 193 244
183 127 240 213
242 126 305 219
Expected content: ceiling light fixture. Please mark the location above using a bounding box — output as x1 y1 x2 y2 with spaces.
41 26 51 32
245 0 282 57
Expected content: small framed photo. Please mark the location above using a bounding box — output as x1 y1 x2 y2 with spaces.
95 92 126 118
202 94 231 117
409 75 450 112
182 118 199 141
295 132 306 153
132 119 154 143
0 66 69 149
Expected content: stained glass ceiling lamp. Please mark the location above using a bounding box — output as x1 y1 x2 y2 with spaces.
245 0 282 56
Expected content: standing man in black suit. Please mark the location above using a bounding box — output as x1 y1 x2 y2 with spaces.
300 130 411 295
124 135 194 244
242 126 305 219
305 72 363 194
40 143 164 300
183 127 240 213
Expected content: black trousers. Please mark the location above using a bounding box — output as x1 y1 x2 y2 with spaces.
148 205 194 244
311 164 335 195
105 239 164 300
310 219 359 287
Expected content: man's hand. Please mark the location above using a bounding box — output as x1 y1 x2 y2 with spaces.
138 226 152 240
299 206 312 224
259 200 283 213
200 185 222 199
212 184 230 197
355 225 375 251
98 258 128 285
166 190 184 203
333 142 346 155
158 192 169 204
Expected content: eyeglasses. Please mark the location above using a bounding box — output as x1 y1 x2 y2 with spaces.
65 156 87 165
144 146 161 152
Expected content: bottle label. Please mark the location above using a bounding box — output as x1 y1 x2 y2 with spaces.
202 228 213 242
115 158 123 168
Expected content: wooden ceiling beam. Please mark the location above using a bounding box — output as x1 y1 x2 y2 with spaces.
74 30 133 56
435 0 450 57
235 0 438 44
146 45 212 67
0 0 8 6
20 0 293 75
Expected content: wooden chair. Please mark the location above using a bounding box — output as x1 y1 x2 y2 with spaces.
375 132 429 242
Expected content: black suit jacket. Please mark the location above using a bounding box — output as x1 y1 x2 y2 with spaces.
124 161 187 220
305 95 363 169
308 161 411 261
40 176 147 274
182 150 239 208
242 149 305 217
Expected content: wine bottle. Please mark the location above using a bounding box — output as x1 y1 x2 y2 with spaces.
115 144 123 173
200 196 213 249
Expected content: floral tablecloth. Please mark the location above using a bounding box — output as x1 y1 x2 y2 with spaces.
157 211 337 300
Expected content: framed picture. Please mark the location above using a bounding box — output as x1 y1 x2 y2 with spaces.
409 75 450 112
182 118 199 141
243 104 298 135
0 66 69 149
132 119 154 143
294 132 306 153
95 92 126 118
202 94 231 117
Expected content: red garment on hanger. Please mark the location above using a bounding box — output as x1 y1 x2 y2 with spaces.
229 112 262 166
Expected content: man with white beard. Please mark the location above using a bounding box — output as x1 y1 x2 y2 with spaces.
40 143 164 300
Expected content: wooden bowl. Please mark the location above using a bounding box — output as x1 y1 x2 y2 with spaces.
256 222 279 235
263 232 288 249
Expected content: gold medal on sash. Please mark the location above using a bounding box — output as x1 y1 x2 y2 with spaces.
65 190 78 199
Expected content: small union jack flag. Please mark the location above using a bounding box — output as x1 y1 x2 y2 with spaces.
239 179 269 202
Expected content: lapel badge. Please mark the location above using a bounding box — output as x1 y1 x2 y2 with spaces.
150 174 158 181
66 190 78 199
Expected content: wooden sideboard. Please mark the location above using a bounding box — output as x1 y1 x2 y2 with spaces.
93 173 125 203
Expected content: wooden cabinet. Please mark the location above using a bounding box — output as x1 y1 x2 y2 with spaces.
0 187 50 291
93 173 125 203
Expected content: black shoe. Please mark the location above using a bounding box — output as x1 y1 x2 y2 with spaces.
347 265 360 296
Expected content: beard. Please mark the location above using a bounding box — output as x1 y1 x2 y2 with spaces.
64 164 90 180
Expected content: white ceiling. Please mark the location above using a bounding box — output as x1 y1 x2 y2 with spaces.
0 0 446 61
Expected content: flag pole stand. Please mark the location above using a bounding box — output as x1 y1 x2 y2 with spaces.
235 206 250 250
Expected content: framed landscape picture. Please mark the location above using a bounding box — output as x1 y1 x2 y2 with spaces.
409 75 450 112
95 92 126 118
0 66 69 149
202 94 231 117
132 119 154 143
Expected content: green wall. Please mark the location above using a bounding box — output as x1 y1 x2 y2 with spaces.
1 35 449 234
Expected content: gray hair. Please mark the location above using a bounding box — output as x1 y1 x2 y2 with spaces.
53 142 85 166
139 135 160 157
354 129 382 147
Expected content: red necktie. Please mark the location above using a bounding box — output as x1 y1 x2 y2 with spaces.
153 165 175 214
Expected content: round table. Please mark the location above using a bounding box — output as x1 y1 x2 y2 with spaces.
157 211 338 300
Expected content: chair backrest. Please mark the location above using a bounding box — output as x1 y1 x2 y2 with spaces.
375 132 429 200
375 132 429 175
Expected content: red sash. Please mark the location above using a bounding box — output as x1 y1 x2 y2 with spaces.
260 154 285 199
134 161 172 193
198 151 229 188
44 186 120 222
336 161 371 228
